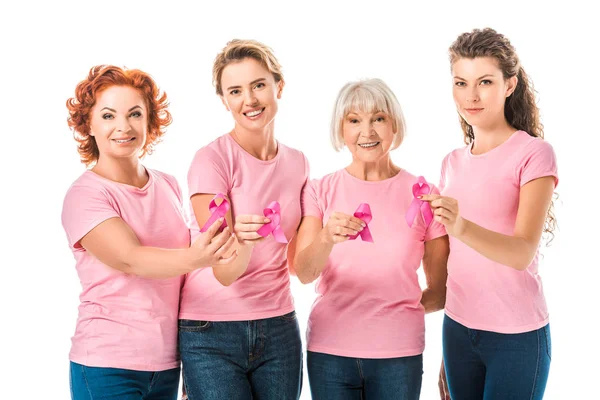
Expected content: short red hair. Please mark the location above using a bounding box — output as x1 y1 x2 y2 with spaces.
66 65 172 166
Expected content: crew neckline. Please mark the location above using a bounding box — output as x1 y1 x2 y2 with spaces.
468 130 523 158
226 133 280 165
86 167 153 192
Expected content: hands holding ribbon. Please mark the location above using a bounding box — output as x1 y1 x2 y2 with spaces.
321 211 367 245
419 194 466 237
234 214 271 246
191 217 238 266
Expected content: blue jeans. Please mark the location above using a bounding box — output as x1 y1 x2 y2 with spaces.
307 351 423 400
442 315 551 400
179 311 303 400
70 361 180 400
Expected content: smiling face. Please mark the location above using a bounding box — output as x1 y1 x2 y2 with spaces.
219 57 283 133
452 56 517 130
89 85 148 161
342 109 396 164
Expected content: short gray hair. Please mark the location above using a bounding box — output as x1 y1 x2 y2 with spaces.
330 78 406 151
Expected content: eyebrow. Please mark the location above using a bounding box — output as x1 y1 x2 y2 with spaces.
454 74 495 80
226 78 266 91
100 105 143 113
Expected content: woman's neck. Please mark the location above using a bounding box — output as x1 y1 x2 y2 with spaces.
346 155 400 181
92 156 147 188
230 123 278 161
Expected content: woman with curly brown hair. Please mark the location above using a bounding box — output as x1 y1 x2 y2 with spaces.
419 29 558 399
62 65 237 400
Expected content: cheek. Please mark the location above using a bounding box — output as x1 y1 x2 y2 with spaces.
452 88 462 105
341 126 359 145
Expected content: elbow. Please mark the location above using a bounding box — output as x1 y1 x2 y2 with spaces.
296 268 317 285
511 253 536 271
213 269 237 287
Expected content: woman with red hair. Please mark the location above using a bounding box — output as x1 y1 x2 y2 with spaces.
62 65 237 400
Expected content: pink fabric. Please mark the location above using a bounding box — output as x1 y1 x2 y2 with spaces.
181 134 309 321
301 169 446 358
61 169 190 371
440 130 559 333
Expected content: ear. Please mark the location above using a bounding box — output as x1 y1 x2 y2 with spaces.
506 75 518 98
276 80 285 99
220 96 230 111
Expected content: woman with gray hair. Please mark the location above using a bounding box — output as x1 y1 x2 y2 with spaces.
294 78 449 399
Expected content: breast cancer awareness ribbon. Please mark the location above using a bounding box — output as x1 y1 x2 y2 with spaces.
199 193 229 233
256 201 288 243
348 203 374 242
405 176 433 228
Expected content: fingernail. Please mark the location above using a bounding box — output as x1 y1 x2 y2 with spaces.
218 217 224 222
417 195 422 199
264 218 270 223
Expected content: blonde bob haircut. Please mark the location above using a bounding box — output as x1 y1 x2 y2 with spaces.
330 78 406 152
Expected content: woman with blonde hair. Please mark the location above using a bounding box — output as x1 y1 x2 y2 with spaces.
179 40 308 399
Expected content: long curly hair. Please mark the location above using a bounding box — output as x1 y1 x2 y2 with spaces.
66 65 172 166
449 28 557 243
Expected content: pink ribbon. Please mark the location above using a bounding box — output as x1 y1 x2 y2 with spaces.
348 203 374 242
256 201 288 243
199 193 229 233
405 176 433 228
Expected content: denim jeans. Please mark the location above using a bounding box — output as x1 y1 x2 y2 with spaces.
69 361 180 400
443 315 551 400
307 351 423 400
179 311 303 400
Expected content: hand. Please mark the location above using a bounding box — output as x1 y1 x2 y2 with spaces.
234 214 270 247
190 217 238 266
321 212 366 244
419 194 467 237
438 359 450 400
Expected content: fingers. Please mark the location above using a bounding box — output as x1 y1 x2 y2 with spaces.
236 214 270 224
202 217 225 239
430 197 458 213
433 207 453 220
215 250 238 264
207 227 233 249
235 222 267 232
333 225 360 237
236 231 264 241
419 194 441 202
329 212 366 235
212 231 237 257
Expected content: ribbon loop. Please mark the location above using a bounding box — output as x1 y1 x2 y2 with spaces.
257 201 288 243
405 176 433 228
199 193 229 233
348 203 374 243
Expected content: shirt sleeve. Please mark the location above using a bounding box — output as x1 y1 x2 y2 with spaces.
424 184 448 241
301 179 323 219
438 154 450 193
61 184 119 249
187 145 230 197
517 139 559 188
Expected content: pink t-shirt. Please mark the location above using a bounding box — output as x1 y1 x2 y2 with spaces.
180 134 309 321
301 169 447 358
61 169 190 371
440 130 558 333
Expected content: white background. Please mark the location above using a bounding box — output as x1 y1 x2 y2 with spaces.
1 1 597 398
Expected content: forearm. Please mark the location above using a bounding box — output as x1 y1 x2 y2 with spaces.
420 287 446 314
457 219 538 271
295 230 334 284
212 244 253 286
126 246 195 279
